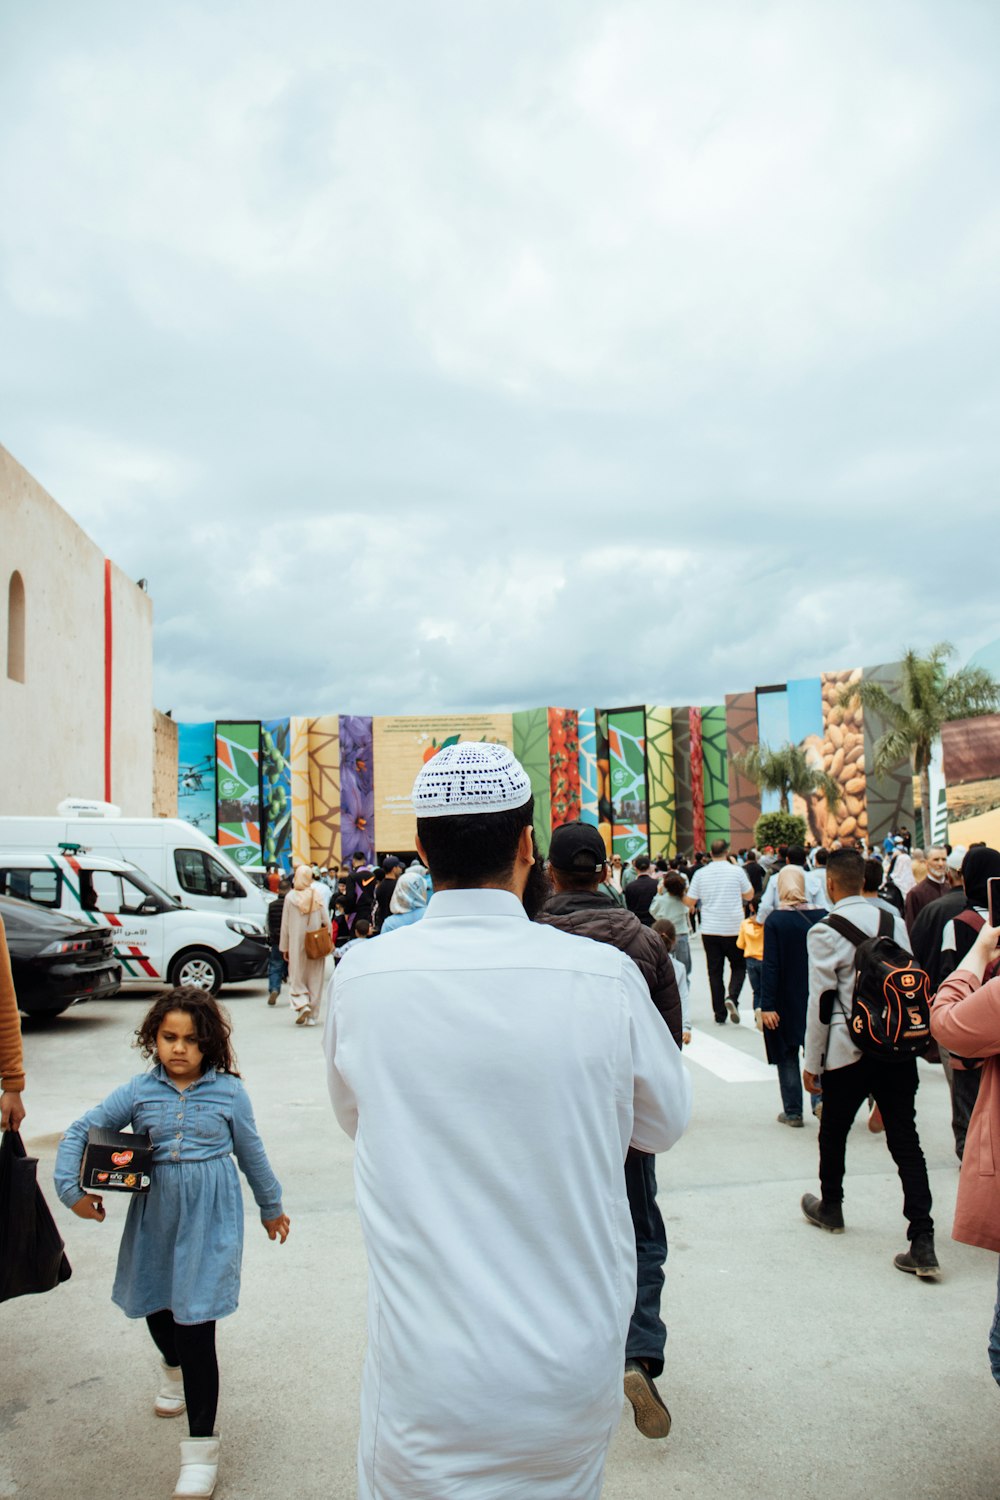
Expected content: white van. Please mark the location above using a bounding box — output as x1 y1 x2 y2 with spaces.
0 851 269 994
0 815 270 924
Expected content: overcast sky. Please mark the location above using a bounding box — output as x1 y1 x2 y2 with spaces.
3 0 999 721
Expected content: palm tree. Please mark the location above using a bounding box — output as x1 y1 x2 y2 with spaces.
734 742 842 818
839 643 1000 844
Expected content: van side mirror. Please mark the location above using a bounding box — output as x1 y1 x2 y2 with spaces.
219 879 237 899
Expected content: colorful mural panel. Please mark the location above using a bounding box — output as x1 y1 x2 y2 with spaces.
261 718 292 871
725 692 760 848
578 708 599 827
372 713 514 853
941 712 1000 848
607 708 648 859
340 715 373 865
646 706 675 857
689 708 705 851
700 704 730 846
861 663 913 847
305 716 341 869
215 721 262 868
755 687 790 815
672 708 693 856
289 717 311 868
513 707 552 857
548 708 581 829
177 721 216 838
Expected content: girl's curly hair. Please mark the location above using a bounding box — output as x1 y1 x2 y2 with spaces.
134 987 240 1076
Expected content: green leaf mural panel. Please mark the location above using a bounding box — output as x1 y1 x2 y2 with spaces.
513 707 552 857
725 693 760 847
645 706 676 857
671 708 693 855
862 662 914 846
701 705 731 845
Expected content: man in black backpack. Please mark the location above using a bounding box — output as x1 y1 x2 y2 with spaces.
799 848 938 1277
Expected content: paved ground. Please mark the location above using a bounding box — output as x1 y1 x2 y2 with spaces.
4 938 999 1500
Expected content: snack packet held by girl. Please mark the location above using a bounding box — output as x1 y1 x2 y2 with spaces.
54 988 289 1500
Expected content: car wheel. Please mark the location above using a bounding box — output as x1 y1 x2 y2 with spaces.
170 949 225 995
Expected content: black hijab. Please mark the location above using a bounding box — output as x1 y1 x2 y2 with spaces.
961 846 1000 909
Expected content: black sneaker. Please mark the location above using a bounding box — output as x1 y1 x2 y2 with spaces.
623 1361 672 1439
893 1232 940 1279
777 1113 804 1128
801 1192 845 1233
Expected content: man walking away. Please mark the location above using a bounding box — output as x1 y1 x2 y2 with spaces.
537 822 682 1439
624 854 658 927
685 839 754 1023
325 744 690 1499
800 848 937 1276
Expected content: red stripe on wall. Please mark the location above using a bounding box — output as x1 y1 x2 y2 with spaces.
104 558 113 802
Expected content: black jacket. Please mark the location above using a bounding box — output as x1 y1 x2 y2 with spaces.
536 889 682 1047
267 893 285 946
909 889 966 992
624 874 659 927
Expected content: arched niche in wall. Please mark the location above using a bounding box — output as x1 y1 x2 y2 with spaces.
7 570 25 683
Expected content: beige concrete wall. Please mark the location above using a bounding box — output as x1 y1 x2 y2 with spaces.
153 710 179 817
0 443 155 815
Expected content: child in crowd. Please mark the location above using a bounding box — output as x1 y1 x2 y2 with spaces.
54 988 289 1500
335 917 372 961
650 873 693 979
737 901 765 1012
653 919 691 1045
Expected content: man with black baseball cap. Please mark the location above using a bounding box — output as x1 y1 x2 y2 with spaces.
537 821 683 1441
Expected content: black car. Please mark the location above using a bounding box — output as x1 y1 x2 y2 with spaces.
1 894 122 1017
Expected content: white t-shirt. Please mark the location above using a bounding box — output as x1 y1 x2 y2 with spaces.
688 860 753 936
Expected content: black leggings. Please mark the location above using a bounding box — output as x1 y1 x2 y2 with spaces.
146 1310 218 1437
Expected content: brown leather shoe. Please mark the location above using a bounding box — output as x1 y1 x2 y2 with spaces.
623 1361 672 1439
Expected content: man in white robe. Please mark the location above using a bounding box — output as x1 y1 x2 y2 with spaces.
324 742 691 1499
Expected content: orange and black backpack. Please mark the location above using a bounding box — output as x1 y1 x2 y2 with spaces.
824 908 932 1057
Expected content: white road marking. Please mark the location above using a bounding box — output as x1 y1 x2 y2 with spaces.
685 1027 774 1082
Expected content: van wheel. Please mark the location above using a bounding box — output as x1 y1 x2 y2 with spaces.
170 950 224 995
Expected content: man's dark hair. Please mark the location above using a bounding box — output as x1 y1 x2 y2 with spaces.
863 858 883 894
633 854 651 872
827 848 865 892
787 845 807 867
350 851 365 864
815 847 828 866
710 839 729 858
777 844 788 862
417 799 535 886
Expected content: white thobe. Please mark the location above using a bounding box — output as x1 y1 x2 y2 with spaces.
324 887 691 1500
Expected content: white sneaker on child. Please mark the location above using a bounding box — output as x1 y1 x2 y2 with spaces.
155 1360 186 1418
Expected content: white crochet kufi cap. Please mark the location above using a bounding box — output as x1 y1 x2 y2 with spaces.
412 741 532 819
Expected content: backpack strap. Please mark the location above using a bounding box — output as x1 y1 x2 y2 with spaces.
824 913 870 947
877 907 894 939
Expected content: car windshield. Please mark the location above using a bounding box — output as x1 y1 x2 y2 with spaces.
117 866 183 909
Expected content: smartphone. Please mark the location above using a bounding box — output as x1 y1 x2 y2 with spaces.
988 877 1000 929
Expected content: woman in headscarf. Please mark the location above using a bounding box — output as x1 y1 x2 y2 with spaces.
758 867 828 1127
936 846 1000 1152
381 869 429 933
279 864 329 1026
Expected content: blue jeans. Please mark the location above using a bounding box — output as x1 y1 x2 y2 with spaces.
745 957 762 1007
624 1149 667 1376
268 945 288 992
990 1258 1000 1388
773 1034 821 1119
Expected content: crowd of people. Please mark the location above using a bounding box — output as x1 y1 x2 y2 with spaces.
2 741 999 1499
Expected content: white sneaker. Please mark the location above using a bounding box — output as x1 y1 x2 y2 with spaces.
155 1360 186 1418
725 999 741 1024
173 1435 220 1498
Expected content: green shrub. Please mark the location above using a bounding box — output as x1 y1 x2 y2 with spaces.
754 811 807 850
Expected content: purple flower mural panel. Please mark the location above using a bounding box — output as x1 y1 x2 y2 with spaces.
340 714 375 863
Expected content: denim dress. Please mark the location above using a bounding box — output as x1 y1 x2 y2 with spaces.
54 1065 282 1325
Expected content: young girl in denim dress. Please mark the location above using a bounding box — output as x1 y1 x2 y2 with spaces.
55 987 289 1500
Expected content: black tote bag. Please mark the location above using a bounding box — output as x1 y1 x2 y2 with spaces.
0 1130 72 1302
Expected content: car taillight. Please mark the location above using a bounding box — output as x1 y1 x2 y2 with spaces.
39 938 94 956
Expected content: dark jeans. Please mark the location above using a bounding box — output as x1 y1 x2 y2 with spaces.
818 1056 933 1240
147 1310 219 1437
624 1148 666 1377
771 1035 821 1119
268 945 288 992
990 1258 1000 1388
939 1049 982 1160
702 933 746 1020
745 957 762 1007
